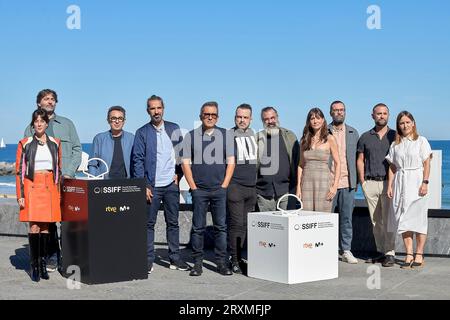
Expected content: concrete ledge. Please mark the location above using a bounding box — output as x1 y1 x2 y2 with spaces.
0 162 14 176
0 199 28 236
352 207 450 256
1 199 449 256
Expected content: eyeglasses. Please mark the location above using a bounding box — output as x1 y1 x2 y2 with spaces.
202 113 218 119
109 117 125 122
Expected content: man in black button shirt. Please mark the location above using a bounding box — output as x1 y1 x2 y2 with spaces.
227 104 258 273
357 103 396 267
256 107 299 212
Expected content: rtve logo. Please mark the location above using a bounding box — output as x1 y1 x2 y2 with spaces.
303 242 324 249
105 206 131 214
259 241 276 248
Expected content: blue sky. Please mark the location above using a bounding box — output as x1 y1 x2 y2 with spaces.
1 0 450 143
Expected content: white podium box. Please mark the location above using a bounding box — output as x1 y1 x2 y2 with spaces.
248 210 339 284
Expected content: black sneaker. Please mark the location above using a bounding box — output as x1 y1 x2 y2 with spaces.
382 255 395 267
170 260 191 271
231 261 242 274
189 263 203 276
148 263 154 274
217 263 232 276
365 253 385 264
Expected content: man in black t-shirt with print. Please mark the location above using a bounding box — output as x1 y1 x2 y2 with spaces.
227 104 257 274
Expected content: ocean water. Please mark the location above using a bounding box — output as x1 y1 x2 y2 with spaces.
1 142 450 209
0 144 92 195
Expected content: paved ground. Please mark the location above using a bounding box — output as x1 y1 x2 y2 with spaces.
1 235 450 300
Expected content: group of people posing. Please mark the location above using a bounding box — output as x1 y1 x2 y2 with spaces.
16 89 432 282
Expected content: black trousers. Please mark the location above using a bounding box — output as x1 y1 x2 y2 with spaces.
47 222 61 260
227 184 257 262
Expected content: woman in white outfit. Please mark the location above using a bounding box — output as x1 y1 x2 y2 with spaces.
386 111 432 269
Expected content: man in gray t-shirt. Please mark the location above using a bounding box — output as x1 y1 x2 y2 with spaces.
357 103 396 267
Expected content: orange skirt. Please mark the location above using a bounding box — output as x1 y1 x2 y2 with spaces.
19 171 61 223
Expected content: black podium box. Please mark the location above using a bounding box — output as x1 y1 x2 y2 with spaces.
61 178 148 284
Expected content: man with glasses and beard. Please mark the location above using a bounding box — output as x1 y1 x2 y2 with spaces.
328 101 360 264
24 89 82 273
357 103 397 267
88 106 134 179
182 101 235 277
256 107 299 212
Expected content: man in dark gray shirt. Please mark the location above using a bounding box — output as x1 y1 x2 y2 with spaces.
357 103 396 267
182 101 236 277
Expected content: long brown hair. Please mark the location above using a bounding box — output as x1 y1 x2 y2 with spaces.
301 108 328 151
395 111 419 145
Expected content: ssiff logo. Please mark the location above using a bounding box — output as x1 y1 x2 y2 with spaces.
252 221 271 228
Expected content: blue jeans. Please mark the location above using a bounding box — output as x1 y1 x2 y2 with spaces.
332 188 355 252
191 187 228 264
147 182 180 264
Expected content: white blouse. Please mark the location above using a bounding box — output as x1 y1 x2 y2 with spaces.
35 144 53 171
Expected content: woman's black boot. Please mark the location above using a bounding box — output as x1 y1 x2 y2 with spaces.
28 233 40 282
39 233 50 280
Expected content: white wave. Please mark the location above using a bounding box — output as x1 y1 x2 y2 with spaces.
0 183 15 187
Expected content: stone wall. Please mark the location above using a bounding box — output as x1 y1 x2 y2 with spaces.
0 162 14 176
1 199 449 256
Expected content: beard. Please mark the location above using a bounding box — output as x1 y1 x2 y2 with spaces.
332 116 345 125
264 121 280 136
375 119 387 127
40 106 54 114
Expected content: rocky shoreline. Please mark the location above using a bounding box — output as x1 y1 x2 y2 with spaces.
0 162 15 176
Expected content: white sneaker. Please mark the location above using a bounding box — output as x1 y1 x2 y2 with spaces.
342 251 358 264
46 254 58 272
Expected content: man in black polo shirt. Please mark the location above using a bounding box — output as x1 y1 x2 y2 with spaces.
357 103 396 267
182 101 236 276
227 104 258 274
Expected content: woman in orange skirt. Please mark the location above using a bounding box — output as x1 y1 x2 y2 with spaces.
16 109 62 282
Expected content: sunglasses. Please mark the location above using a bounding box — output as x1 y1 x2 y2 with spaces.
202 113 218 119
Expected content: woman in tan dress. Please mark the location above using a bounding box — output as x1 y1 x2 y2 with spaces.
296 108 340 212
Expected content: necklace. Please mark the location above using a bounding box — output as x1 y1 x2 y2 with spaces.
35 136 46 146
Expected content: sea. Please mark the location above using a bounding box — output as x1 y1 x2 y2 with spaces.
1 142 450 209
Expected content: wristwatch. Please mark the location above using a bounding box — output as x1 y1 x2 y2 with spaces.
422 180 429 185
